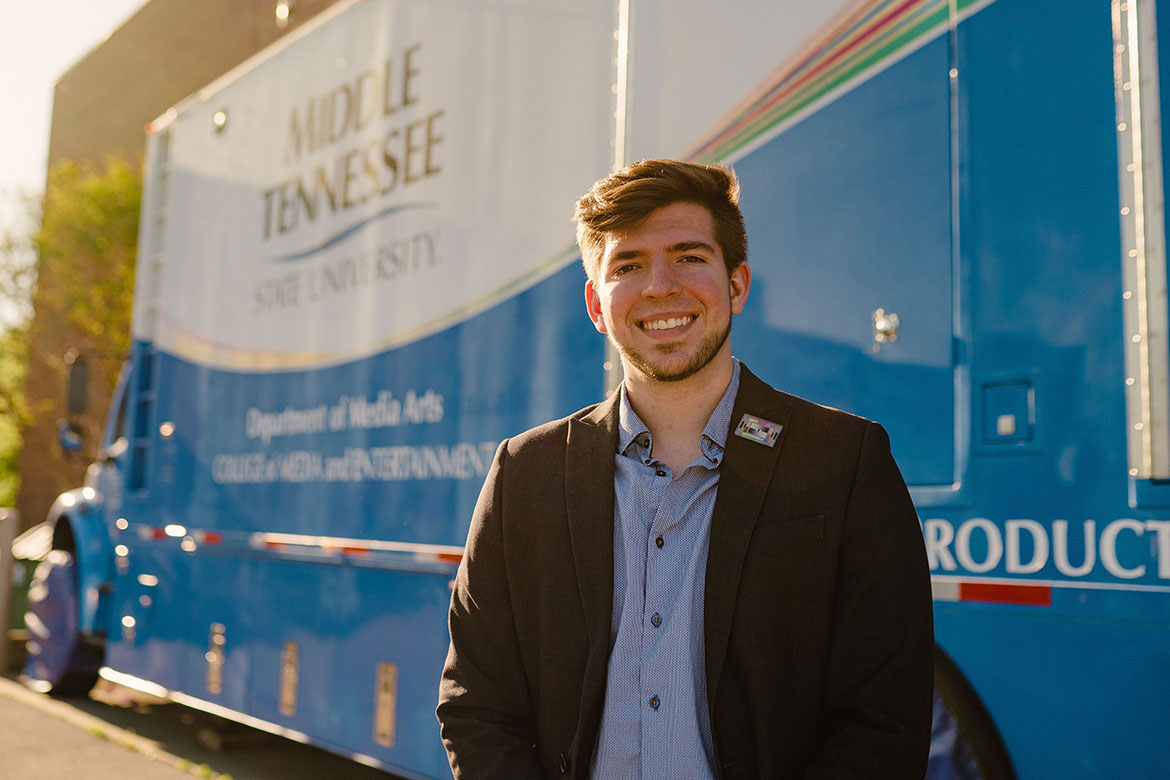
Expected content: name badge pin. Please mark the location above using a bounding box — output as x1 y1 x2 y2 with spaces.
734 413 782 447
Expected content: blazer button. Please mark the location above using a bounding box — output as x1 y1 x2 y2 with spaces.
559 753 570 774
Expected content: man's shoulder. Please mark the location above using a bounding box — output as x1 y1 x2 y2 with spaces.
501 397 615 457
739 368 899 484
738 364 874 438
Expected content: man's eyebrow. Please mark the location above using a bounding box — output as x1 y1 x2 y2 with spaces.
608 240 717 262
668 240 717 254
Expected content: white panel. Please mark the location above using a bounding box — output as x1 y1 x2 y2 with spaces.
142 0 616 370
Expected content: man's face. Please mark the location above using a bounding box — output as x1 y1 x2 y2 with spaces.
585 201 750 383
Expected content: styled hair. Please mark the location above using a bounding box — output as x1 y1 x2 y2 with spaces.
572 158 748 281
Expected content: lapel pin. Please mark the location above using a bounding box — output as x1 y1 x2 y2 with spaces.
734 413 782 447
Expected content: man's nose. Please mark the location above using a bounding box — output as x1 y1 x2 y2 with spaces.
642 259 681 298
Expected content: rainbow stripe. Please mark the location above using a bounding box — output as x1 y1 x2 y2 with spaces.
685 0 993 164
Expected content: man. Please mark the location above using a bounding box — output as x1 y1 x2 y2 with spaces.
437 159 933 779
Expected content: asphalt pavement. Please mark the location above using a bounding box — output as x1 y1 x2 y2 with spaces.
0 674 402 779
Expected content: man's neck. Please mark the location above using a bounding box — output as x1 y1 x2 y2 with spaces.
623 354 735 474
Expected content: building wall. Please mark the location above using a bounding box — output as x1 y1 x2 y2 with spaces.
19 0 341 529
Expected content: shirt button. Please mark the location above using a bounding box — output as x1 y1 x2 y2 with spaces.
649 696 661 710
655 536 664 548
650 612 661 627
656 469 666 477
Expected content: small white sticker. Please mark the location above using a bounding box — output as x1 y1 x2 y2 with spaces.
996 414 1017 437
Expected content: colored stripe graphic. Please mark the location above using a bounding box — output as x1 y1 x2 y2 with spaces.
931 578 1052 606
685 0 992 164
958 581 1052 606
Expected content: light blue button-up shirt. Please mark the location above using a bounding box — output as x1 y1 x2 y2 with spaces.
590 361 741 780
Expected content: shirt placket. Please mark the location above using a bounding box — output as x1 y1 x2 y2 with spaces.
639 459 693 778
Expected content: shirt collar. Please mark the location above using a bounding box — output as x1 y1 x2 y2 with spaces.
617 360 742 465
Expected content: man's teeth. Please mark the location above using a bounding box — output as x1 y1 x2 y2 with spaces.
642 316 694 331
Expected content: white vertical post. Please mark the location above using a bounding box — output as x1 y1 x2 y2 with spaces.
1115 0 1170 479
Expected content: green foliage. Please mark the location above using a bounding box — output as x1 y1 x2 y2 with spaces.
34 157 141 364
0 325 26 506
1 190 36 507
0 157 141 506
0 191 37 328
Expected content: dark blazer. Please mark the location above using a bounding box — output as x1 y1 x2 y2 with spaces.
437 365 933 779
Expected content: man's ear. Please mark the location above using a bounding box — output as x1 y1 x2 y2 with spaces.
729 262 751 316
585 280 608 334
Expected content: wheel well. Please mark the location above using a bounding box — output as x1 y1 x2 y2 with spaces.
934 644 1017 780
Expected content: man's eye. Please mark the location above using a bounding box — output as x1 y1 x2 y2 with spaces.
679 255 706 264
612 264 638 276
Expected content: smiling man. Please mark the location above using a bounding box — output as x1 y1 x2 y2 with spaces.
437 159 933 779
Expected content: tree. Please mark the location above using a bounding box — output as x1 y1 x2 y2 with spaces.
0 326 26 506
7 157 141 520
0 191 36 508
34 158 141 370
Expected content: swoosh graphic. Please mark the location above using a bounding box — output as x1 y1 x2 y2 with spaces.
264 202 436 262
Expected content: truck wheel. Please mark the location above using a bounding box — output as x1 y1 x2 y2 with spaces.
927 645 1016 780
23 550 101 696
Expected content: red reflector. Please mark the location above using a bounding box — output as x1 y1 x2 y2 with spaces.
151 528 167 540
342 547 369 556
959 582 1051 606
437 553 463 565
203 531 223 544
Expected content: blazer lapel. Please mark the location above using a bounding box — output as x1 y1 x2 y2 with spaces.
705 365 793 705
565 395 619 770
566 396 619 651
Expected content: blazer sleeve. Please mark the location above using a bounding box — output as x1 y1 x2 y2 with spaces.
437 440 545 779
804 422 934 780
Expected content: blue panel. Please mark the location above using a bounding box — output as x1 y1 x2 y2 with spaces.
129 261 602 548
956 0 1126 523
936 606 1170 780
105 545 186 693
931 1 1168 778
177 554 254 712
733 36 955 486
105 263 605 777
248 560 348 741
331 565 455 777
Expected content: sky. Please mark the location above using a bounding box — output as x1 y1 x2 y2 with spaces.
0 0 146 257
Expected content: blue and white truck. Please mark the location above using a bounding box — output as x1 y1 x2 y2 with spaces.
23 0 1170 777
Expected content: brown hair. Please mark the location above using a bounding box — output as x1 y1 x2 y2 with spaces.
573 158 748 281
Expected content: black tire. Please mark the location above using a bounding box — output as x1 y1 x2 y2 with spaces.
927 645 1017 780
23 549 102 696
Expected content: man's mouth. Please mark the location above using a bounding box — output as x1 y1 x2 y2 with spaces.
639 315 697 331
